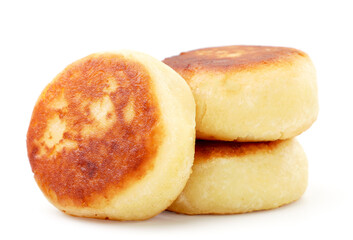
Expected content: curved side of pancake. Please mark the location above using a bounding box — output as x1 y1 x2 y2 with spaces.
168 138 308 214
93 51 196 220
164 46 319 141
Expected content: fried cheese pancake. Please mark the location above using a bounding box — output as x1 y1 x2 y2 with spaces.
27 51 196 220
168 138 308 214
163 46 318 141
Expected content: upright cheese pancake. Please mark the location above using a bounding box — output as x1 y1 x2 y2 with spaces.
27 51 196 220
168 138 308 215
163 46 318 141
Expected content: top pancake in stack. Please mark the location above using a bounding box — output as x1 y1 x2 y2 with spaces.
163 46 318 141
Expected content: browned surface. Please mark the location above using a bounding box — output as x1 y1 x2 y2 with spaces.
163 45 306 73
195 140 282 161
27 53 163 207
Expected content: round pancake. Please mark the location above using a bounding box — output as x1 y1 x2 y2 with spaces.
163 46 319 141
27 51 196 220
168 138 308 215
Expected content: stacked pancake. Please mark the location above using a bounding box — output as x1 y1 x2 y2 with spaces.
163 46 318 214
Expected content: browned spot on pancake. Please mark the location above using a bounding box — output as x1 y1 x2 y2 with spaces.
27 53 163 207
195 140 283 161
163 45 307 73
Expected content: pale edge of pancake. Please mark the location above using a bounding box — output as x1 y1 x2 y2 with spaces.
168 138 308 214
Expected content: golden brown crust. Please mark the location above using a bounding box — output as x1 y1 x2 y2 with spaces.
195 140 282 161
163 45 307 73
27 53 163 207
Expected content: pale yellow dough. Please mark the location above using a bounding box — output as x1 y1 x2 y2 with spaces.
163 46 319 141
168 138 308 214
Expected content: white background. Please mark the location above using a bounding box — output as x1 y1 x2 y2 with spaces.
1 0 352 239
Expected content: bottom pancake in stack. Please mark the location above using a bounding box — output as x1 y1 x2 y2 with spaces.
168 138 308 215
